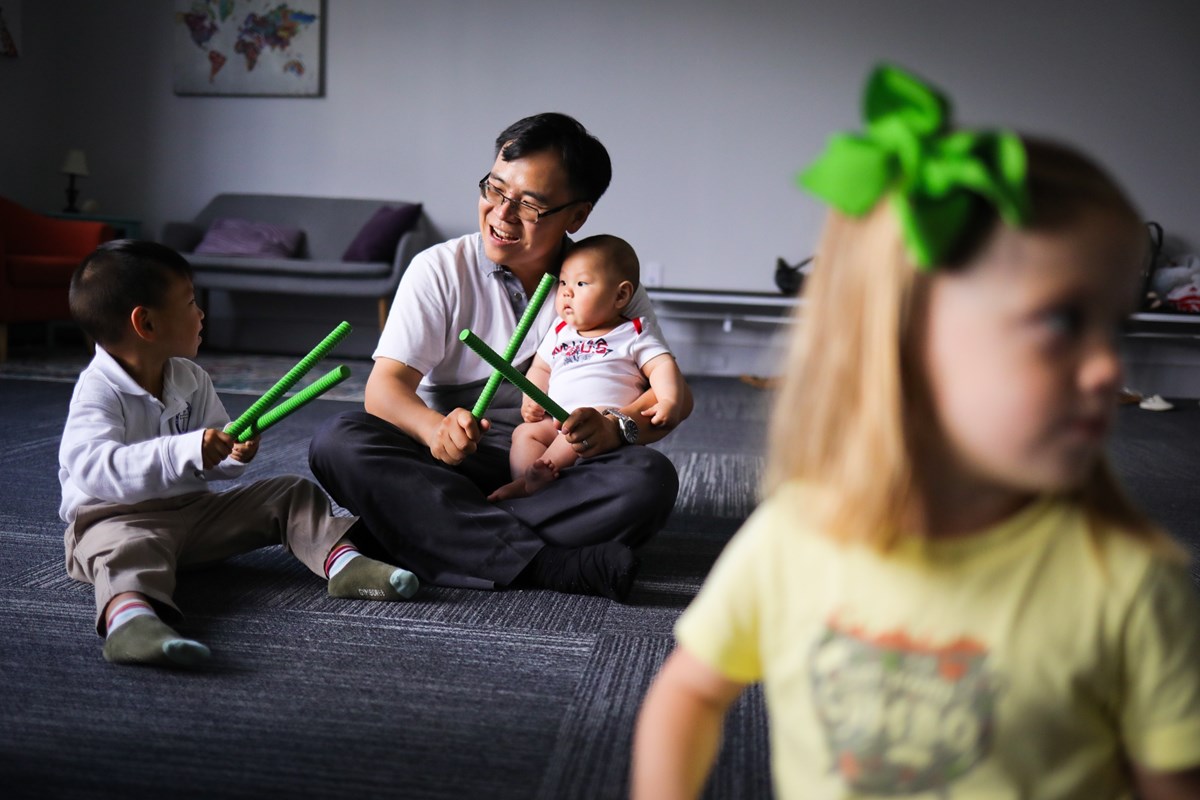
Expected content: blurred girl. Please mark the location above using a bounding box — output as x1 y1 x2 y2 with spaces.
632 65 1200 799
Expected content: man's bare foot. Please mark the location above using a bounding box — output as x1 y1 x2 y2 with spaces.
488 477 530 502
525 458 559 494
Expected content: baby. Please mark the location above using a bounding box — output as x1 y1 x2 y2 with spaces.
489 234 687 500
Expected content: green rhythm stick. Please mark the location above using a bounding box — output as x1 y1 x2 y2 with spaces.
471 272 557 419
237 365 351 442
459 329 569 423
225 320 352 438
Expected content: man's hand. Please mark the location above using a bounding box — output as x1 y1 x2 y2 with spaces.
367 359 491 465
201 428 235 469
231 435 260 463
428 407 489 466
560 407 622 458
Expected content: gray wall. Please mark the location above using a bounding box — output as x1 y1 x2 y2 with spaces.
3 0 1198 295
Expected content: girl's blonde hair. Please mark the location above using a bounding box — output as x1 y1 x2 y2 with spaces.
766 137 1180 556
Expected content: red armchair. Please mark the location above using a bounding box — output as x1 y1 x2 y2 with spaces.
0 197 113 361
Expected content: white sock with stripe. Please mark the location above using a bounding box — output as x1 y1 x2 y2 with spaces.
106 599 157 635
324 543 362 579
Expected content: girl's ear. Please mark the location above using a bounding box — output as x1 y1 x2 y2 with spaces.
615 280 635 310
130 306 154 341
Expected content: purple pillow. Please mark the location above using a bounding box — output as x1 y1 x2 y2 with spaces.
195 218 305 258
342 203 422 263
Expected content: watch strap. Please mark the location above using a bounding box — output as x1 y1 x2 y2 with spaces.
603 408 639 444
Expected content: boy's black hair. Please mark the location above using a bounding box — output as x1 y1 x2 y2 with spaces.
69 239 194 347
494 112 612 205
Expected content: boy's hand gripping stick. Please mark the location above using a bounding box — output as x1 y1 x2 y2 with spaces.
460 329 569 423
471 272 556 418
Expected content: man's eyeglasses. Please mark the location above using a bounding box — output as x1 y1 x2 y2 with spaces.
478 176 581 224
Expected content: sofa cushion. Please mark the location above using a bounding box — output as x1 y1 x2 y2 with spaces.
342 203 423 263
195 218 305 259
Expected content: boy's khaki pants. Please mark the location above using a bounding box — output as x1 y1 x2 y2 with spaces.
64 475 356 634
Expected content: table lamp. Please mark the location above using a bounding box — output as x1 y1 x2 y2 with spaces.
61 149 89 213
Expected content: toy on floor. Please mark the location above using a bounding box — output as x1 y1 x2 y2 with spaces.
225 321 353 441
1139 394 1174 412
471 272 557 418
1147 253 1200 313
460 328 569 423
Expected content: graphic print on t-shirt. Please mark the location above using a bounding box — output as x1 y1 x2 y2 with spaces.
808 617 1000 793
551 335 610 366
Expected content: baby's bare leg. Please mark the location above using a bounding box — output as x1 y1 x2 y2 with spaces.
508 419 560 478
490 419 562 501
524 431 581 494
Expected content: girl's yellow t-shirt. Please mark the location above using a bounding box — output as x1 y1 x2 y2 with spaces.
676 486 1200 799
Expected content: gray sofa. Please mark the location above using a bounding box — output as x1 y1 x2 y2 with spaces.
162 193 434 331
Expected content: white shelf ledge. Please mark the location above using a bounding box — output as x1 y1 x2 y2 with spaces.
1130 312 1200 324
647 287 801 309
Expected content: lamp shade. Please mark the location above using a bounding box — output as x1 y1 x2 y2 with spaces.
61 149 89 177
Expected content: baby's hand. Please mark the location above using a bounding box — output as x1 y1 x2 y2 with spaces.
201 428 235 469
642 399 681 428
522 395 547 424
231 435 260 463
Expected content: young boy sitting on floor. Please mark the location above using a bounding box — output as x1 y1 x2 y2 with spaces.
58 239 418 669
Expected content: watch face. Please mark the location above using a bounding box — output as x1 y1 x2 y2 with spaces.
606 409 639 443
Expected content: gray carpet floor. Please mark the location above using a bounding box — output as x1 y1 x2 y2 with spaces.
0 373 771 799
2 370 1198 799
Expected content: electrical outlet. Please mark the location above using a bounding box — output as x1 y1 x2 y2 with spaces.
643 260 664 287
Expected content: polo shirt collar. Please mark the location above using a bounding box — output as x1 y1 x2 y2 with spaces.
91 345 199 416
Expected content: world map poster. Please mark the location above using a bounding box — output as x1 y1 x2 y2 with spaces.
173 0 323 96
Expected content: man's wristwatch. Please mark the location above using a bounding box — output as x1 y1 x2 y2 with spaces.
603 408 639 445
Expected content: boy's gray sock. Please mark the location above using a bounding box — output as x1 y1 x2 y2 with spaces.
102 615 211 669
328 555 419 601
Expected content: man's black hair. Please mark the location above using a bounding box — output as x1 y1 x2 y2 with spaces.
494 112 612 205
69 239 194 347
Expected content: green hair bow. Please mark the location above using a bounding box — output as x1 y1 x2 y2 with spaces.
799 64 1031 270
